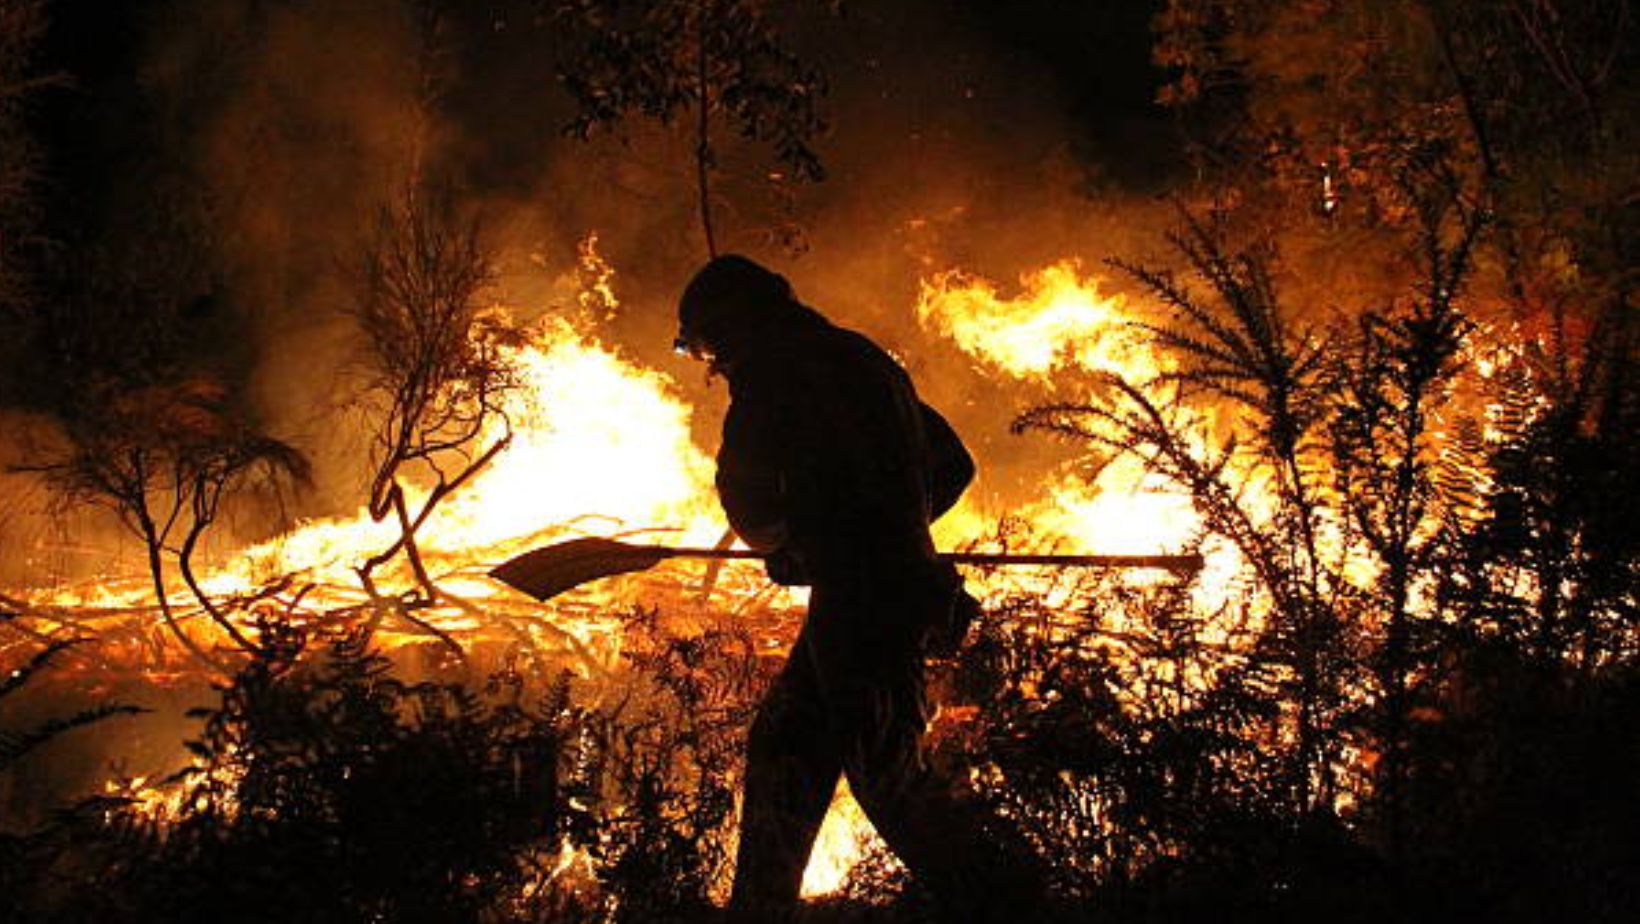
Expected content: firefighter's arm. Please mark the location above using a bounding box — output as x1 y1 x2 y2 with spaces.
715 390 790 553
921 401 974 519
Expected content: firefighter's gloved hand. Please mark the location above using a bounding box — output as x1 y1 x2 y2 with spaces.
763 548 811 586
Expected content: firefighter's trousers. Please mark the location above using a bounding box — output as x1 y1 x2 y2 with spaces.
727 575 1046 921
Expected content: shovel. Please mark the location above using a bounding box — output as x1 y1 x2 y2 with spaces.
490 536 1203 603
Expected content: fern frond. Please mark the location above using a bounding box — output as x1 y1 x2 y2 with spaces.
0 638 89 699
1 703 147 771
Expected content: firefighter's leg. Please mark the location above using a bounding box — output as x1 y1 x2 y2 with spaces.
728 630 843 918
833 634 1051 921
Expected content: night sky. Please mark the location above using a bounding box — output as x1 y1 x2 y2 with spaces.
33 0 1181 244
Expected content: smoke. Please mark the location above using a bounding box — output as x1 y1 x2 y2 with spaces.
3 0 1190 581
132 1 422 507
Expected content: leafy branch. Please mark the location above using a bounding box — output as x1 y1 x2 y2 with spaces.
346 186 519 656
553 0 831 255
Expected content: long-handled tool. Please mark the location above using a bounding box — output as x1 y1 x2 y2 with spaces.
490 536 1203 603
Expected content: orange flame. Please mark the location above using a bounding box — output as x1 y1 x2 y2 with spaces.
9 248 1236 900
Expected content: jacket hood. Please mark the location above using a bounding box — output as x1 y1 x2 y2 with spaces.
677 255 827 370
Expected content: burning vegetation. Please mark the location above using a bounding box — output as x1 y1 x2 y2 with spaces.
2 1 1637 922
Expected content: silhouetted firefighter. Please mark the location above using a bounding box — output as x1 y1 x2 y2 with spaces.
675 256 1048 921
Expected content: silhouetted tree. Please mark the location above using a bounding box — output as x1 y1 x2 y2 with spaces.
1022 209 1359 817
1325 167 1482 854
346 185 519 656
14 196 308 674
30 377 309 672
552 0 832 255
1151 0 1639 873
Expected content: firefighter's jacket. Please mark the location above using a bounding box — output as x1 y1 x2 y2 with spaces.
713 305 973 587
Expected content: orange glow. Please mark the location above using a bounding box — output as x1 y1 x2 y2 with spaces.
6 251 1224 901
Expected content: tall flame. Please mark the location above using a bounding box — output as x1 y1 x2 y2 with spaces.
917 259 1204 557
917 260 1161 381
421 318 720 552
